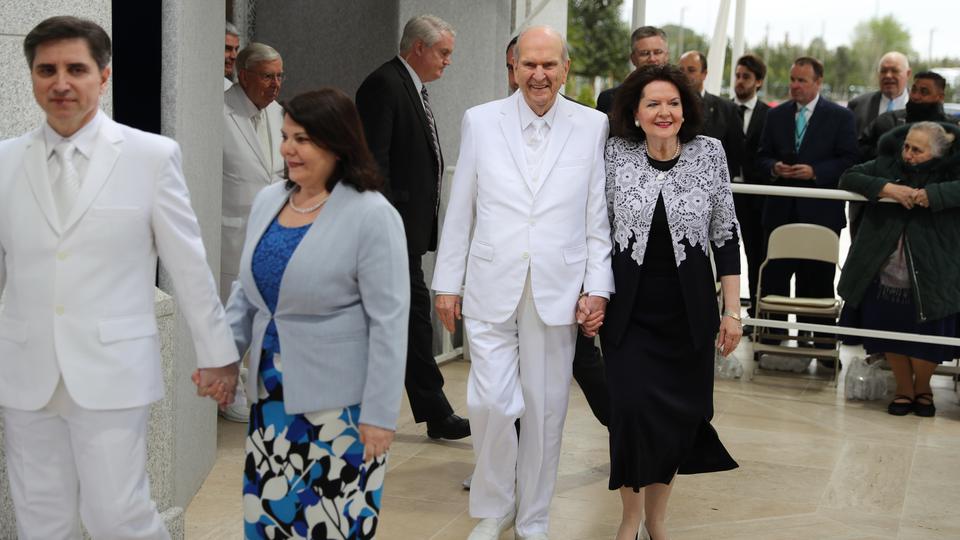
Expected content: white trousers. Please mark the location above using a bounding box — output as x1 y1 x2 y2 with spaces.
3 379 170 540
464 276 576 537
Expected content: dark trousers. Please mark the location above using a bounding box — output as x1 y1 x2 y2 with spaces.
572 333 610 427
734 192 767 316
759 238 838 346
406 255 454 423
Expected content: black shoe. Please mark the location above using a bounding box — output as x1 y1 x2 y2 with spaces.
426 414 470 440
887 395 914 416
914 393 936 417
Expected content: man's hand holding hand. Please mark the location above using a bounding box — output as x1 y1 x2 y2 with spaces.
576 295 608 337
191 362 240 410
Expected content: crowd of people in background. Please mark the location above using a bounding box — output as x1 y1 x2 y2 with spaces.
1 11 958 540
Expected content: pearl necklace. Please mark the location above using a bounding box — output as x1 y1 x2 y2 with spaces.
288 190 330 214
647 137 682 161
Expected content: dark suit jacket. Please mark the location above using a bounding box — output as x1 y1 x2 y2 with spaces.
701 91 743 179
757 96 858 231
740 99 771 184
848 90 882 139
356 57 443 255
596 84 619 114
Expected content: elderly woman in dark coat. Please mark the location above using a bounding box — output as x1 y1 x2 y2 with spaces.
839 121 960 417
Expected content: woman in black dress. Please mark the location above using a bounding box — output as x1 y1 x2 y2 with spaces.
599 64 742 540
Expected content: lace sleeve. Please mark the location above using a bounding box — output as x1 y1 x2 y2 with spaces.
707 139 741 276
604 138 618 238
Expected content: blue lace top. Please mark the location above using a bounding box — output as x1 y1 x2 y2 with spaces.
252 216 311 355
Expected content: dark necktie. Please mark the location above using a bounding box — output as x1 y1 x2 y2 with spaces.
738 104 748 135
421 86 442 213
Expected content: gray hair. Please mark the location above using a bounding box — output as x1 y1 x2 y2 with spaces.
225 21 240 37
909 122 956 157
237 42 281 70
512 25 569 63
399 15 455 54
878 51 910 72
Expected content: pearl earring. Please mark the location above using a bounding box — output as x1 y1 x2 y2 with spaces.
634 118 640 128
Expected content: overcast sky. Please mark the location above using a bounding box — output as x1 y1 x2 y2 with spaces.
624 0 960 61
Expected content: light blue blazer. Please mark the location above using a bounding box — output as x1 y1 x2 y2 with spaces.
225 181 409 429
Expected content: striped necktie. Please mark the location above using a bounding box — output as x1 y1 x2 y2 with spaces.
421 86 442 212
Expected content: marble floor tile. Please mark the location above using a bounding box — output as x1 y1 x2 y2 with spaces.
184 359 960 539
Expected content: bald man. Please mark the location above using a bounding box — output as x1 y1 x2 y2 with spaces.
849 52 912 143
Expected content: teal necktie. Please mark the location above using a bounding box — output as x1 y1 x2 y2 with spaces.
795 105 808 151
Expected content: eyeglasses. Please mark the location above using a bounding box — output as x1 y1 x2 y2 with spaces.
635 49 665 59
247 70 285 83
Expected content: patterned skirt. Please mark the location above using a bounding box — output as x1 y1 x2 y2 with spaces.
244 351 387 539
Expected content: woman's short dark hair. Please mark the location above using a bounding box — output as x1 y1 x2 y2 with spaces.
281 88 384 193
24 16 112 70
609 64 703 143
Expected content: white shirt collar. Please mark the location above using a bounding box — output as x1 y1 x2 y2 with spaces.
734 94 759 110
397 55 424 95
44 109 104 160
879 87 909 112
797 94 820 114
518 93 560 131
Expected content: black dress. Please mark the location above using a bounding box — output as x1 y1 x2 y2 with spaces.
603 153 738 490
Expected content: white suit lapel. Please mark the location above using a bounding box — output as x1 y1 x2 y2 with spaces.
533 97 573 198
61 118 123 232
226 85 271 175
23 130 61 235
499 93 534 192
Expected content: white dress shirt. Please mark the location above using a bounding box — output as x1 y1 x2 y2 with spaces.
878 87 908 116
44 109 104 188
518 95 559 181
734 94 758 136
398 55 427 111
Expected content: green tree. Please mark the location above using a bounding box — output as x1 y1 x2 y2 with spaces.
850 15 915 88
567 0 631 82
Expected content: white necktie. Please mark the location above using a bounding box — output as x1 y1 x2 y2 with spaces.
253 110 273 173
53 141 80 223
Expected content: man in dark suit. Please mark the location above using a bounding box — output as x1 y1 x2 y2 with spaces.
848 51 912 140
859 71 957 161
356 14 469 440
732 54 771 319
757 57 858 344
596 26 668 114
679 50 743 179
847 51 911 237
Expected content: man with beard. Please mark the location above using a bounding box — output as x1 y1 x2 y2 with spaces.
858 71 958 161
732 54 771 323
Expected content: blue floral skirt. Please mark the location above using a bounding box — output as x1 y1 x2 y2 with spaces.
244 351 387 539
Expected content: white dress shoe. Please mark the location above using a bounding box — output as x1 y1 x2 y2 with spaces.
518 533 548 540
467 510 516 540
638 522 651 540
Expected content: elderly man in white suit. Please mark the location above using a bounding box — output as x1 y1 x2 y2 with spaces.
433 26 614 540
222 42 284 302
0 16 238 539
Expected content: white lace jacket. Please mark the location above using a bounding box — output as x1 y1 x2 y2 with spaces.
605 135 741 271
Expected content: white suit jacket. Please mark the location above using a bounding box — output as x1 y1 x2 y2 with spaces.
0 113 239 411
432 92 614 326
222 83 283 297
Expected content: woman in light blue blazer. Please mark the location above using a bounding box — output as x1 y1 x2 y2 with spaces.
224 88 409 539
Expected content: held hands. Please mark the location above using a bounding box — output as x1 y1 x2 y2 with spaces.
774 162 815 180
359 423 394 462
191 362 240 410
435 294 462 333
576 295 608 337
880 183 929 209
716 314 743 357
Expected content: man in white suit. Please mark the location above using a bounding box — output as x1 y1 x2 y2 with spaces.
221 42 283 302
0 16 238 539
433 26 614 540
220 42 283 423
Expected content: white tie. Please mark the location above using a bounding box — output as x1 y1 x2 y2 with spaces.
253 110 273 173
53 141 80 223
